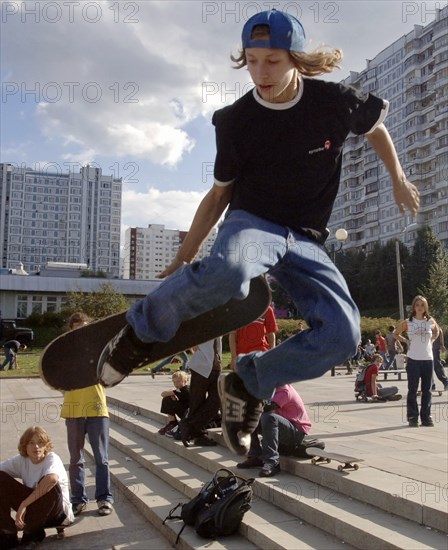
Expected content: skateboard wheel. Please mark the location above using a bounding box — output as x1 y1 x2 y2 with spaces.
337 465 343 472
354 464 359 470
311 458 317 465
326 458 331 463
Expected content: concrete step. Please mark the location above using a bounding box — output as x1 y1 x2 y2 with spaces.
106 404 447 550
107 396 447 533
108 422 353 549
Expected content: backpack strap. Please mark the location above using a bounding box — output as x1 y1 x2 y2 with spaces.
163 502 183 524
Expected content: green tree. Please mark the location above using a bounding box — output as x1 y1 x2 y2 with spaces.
407 226 443 303
65 282 129 319
418 250 448 325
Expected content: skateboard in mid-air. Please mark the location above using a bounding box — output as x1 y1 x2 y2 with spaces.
306 447 364 471
40 276 271 391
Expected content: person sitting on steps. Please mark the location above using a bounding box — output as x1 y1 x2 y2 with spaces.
0 426 74 550
236 384 313 477
158 371 190 435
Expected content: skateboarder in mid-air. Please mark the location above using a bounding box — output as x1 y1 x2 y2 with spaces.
97 10 420 455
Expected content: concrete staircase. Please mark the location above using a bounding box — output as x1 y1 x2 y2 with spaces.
102 396 447 550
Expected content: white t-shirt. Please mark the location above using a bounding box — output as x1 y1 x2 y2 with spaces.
0 452 74 525
406 318 435 361
188 339 222 378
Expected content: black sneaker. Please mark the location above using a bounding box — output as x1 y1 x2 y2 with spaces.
421 417 434 427
179 419 192 447
194 435 217 447
408 418 419 428
218 372 263 456
97 325 154 387
237 456 263 469
259 462 280 478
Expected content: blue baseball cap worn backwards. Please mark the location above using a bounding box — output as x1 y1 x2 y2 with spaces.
242 9 306 52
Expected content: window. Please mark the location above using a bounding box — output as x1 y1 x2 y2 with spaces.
32 295 43 314
46 296 58 312
17 295 28 319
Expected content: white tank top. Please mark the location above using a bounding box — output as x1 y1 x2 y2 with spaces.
405 318 434 361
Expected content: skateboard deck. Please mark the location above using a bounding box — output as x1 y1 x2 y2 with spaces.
306 447 364 471
40 276 271 391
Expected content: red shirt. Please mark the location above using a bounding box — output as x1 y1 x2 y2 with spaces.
376 335 386 353
234 306 278 354
364 363 379 396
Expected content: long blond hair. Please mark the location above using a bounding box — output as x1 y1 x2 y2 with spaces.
409 295 431 321
231 24 342 76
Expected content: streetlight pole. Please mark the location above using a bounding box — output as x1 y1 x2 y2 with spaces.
395 239 405 320
332 228 348 263
395 221 417 320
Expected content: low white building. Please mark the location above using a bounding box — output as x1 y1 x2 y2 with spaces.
0 274 160 319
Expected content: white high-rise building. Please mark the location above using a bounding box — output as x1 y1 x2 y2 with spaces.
328 6 448 252
0 163 122 277
123 224 217 280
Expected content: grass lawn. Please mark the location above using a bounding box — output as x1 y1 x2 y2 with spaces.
0 349 233 379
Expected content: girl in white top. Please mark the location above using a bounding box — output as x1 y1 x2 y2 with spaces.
394 296 439 427
0 426 74 549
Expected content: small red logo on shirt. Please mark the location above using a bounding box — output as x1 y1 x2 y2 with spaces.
308 140 332 155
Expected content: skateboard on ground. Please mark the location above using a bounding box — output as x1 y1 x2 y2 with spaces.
40 276 271 391
417 390 444 397
306 447 364 471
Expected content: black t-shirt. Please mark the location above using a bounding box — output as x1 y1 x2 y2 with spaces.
212 79 387 241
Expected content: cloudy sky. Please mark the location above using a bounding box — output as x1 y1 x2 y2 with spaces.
1 0 444 238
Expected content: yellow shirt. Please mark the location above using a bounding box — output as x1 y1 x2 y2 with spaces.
61 384 109 418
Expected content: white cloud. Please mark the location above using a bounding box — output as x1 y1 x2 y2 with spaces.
121 187 208 232
3 0 245 167
3 0 444 191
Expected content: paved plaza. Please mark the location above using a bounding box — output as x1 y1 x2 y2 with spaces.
1 371 447 548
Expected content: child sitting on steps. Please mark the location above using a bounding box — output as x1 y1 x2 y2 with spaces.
158 371 190 435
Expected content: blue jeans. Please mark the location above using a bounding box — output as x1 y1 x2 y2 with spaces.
1 348 16 370
406 358 433 422
385 350 397 370
66 417 113 504
127 210 360 400
248 411 305 466
433 347 448 388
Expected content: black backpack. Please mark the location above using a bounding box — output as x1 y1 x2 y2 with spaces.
355 365 369 394
164 468 254 543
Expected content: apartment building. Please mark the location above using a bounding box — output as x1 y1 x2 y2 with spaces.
0 163 122 277
328 6 448 252
123 224 217 280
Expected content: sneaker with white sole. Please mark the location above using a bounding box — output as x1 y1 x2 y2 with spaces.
218 372 263 456
97 325 154 387
98 500 113 516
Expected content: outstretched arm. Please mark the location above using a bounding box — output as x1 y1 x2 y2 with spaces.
367 124 420 215
158 183 233 278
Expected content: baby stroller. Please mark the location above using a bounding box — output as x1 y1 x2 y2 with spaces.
354 365 369 401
